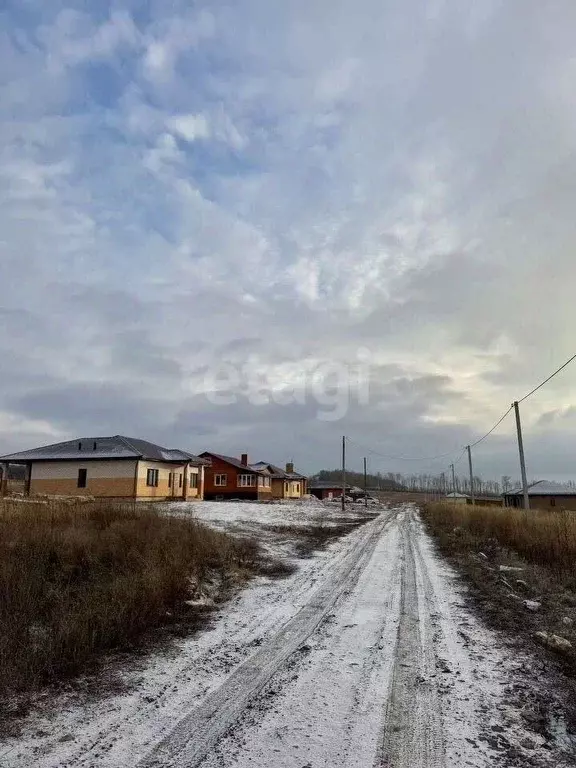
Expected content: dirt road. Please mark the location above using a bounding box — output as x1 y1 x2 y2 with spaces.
3 505 570 767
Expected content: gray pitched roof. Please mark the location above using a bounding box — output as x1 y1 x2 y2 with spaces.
200 452 267 474
309 480 353 490
504 480 576 496
251 461 307 480
0 436 206 465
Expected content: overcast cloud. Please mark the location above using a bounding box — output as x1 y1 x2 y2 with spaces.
1 0 576 483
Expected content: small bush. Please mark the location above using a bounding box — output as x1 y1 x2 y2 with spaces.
0 499 264 698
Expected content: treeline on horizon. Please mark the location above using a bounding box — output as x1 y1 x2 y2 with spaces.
310 469 576 497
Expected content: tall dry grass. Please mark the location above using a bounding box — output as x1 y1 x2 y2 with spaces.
0 499 260 698
423 502 576 577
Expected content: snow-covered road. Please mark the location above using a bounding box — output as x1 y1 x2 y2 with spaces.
2 504 567 767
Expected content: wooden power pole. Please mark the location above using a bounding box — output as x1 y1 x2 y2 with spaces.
513 401 530 510
341 436 346 512
467 446 475 505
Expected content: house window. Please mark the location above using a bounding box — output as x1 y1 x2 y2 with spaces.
77 468 87 488
214 474 227 487
169 472 173 488
551 498 556 507
258 476 270 487
179 474 183 488
146 469 159 487
295 483 300 493
190 472 199 488
238 474 256 487
285 482 289 492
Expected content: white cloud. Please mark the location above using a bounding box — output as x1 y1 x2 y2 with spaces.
0 1 575 482
40 9 141 70
167 113 211 142
142 9 216 82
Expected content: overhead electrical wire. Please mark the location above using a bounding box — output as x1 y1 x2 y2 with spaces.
346 352 576 468
345 436 462 464
518 352 576 404
452 447 467 467
468 406 513 449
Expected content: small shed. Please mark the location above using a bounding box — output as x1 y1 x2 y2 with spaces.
503 481 576 510
445 492 469 505
309 481 353 501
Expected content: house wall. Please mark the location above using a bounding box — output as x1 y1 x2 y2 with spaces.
203 454 273 501
529 495 576 511
285 479 305 499
136 461 203 500
271 478 285 499
271 478 305 499
30 460 137 498
29 460 203 500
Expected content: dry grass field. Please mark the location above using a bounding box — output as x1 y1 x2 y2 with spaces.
424 501 576 577
0 499 263 700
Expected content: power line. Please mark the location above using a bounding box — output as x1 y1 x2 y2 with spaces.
518 352 576 404
345 436 462 464
452 447 467 467
347 352 576 471
469 406 513 448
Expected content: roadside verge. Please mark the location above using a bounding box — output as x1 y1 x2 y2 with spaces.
421 501 576 751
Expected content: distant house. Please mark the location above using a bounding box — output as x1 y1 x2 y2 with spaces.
445 492 469 505
503 480 576 510
309 480 353 501
250 461 308 500
0 436 206 501
200 452 273 501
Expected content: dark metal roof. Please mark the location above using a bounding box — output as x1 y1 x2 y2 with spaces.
0 436 207 465
309 480 353 490
200 452 267 474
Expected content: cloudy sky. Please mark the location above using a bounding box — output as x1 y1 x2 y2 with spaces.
1 0 576 482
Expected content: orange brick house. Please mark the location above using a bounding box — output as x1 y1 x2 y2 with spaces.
200 452 273 501
0 436 206 501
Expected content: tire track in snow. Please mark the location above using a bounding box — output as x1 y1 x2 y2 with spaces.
337 527 403 767
137 510 397 768
376 509 446 768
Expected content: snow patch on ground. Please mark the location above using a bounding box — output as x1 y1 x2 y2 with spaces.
168 497 372 528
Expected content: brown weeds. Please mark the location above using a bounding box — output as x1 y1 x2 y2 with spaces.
423 502 576 580
0 499 263 698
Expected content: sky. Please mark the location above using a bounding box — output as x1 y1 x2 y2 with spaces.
1 0 576 483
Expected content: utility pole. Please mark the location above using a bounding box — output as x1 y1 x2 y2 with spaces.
467 446 475 505
363 457 368 509
450 463 456 496
0 462 7 498
513 400 530 510
341 435 346 512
